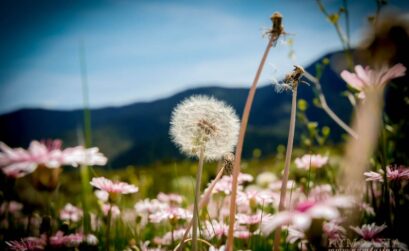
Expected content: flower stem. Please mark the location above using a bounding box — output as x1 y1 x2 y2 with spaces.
226 35 275 251
106 205 112 251
192 147 205 251
274 84 299 251
303 71 358 139
177 164 225 251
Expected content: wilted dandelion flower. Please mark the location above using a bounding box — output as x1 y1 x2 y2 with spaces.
169 95 240 161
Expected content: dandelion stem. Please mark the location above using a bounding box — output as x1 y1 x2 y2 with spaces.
192 147 205 251
274 83 299 251
226 34 275 251
303 71 358 139
176 165 226 251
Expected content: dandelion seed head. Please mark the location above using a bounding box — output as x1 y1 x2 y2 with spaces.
170 95 240 161
272 82 292 93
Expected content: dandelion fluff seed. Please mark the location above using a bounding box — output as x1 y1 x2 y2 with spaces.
169 95 240 161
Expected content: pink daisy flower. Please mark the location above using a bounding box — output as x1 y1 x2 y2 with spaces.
149 207 192 224
157 192 183 205
202 220 228 240
233 226 251 239
340 64 406 99
134 199 168 216
101 204 121 218
364 165 409 182
350 223 386 240
50 231 84 248
261 194 354 235
90 177 138 194
236 213 262 226
237 189 275 208
6 237 46 251
323 220 346 241
0 201 23 215
295 154 328 170
363 171 383 182
59 203 83 223
0 140 107 178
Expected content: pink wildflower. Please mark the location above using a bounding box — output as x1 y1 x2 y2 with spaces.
233 226 251 239
90 177 138 194
6 237 46 251
0 201 23 215
323 221 346 241
59 203 83 223
364 165 409 182
340 64 406 99
207 173 253 195
94 190 109 202
0 140 107 178
50 231 84 247
363 171 383 182
236 213 262 226
295 154 328 170
202 220 228 240
101 204 121 218
157 192 183 205
269 179 296 191
61 146 107 167
261 194 354 235
237 190 275 208
134 199 168 216
149 207 191 224
155 228 189 245
386 165 409 181
350 223 386 240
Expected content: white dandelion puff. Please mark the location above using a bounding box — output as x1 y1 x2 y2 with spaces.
169 95 240 161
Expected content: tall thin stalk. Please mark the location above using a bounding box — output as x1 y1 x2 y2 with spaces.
105 205 112 251
316 0 353 69
273 67 302 251
303 71 358 139
226 12 283 251
341 90 383 203
176 164 226 251
192 147 205 251
79 40 92 233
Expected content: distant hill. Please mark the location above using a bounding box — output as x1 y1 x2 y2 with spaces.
0 51 353 167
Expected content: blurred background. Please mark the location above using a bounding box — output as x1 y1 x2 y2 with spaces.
1 0 409 167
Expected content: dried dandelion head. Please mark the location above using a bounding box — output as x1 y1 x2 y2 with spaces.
263 12 285 44
169 95 240 161
272 65 305 93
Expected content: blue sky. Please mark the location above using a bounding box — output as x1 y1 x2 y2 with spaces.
0 0 408 114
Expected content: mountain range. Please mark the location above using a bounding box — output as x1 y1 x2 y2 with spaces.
0 51 353 167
